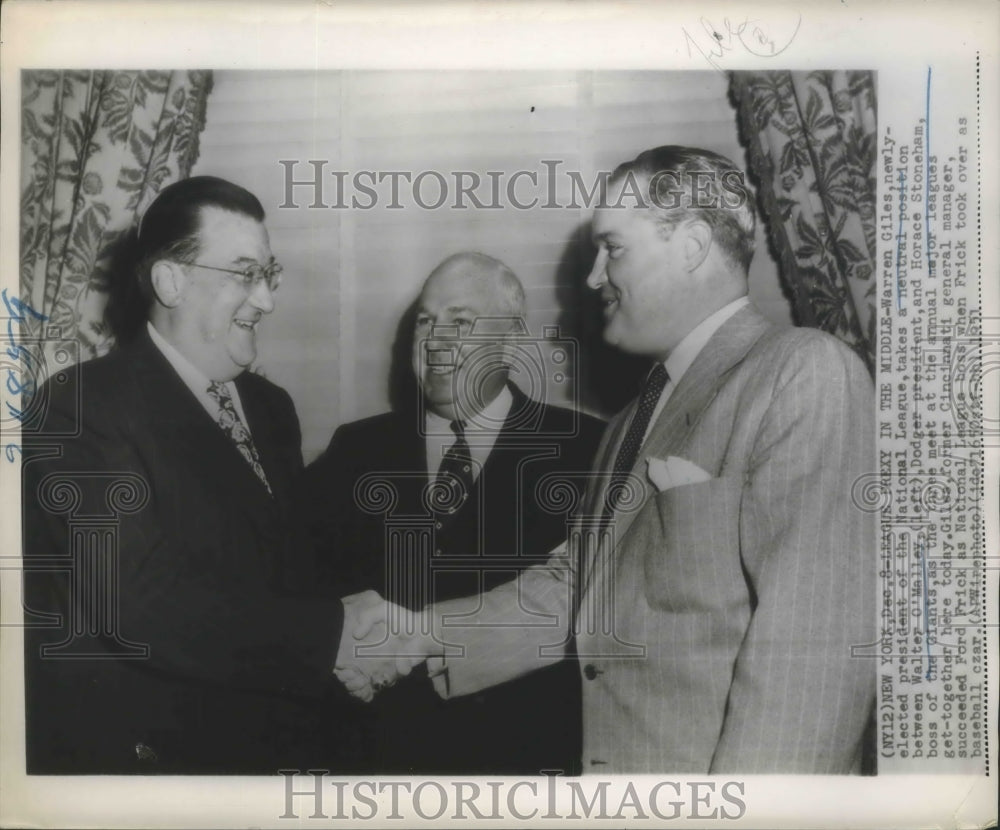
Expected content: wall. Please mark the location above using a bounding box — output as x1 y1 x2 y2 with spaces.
192 70 792 462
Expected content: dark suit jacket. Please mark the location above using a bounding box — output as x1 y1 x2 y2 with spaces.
298 384 604 774
22 331 355 774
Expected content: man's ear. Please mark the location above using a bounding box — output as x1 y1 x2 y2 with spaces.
150 260 186 308
498 318 525 366
681 219 713 272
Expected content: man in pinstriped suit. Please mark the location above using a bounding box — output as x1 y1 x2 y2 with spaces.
341 146 877 774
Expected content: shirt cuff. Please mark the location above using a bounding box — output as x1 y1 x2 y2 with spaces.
427 654 449 697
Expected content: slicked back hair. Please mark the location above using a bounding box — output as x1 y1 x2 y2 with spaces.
135 176 266 306
610 145 756 273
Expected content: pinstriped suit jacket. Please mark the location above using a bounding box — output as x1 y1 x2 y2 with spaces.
431 305 876 774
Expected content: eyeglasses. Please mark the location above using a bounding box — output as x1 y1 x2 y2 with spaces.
187 260 283 292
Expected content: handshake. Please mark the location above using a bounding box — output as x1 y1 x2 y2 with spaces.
333 591 438 702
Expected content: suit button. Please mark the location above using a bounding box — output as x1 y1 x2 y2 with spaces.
583 664 602 680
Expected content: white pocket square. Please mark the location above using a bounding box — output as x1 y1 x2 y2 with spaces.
646 455 712 492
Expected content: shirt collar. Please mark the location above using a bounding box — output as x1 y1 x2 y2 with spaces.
663 296 749 384
147 322 252 429
147 320 215 394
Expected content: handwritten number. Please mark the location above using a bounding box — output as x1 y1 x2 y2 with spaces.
6 368 36 398
1 292 49 462
6 399 28 422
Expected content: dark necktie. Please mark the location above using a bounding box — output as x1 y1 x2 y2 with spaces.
206 381 273 496
434 420 474 515
605 363 669 513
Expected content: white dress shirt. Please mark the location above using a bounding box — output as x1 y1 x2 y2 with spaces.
146 321 251 431
642 295 750 443
424 384 514 480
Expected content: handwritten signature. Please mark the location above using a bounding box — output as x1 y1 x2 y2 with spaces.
2 289 49 461
683 14 802 70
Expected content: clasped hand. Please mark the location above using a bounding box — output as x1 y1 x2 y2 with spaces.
334 591 432 702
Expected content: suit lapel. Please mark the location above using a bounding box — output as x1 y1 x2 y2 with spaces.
578 305 775 597
390 408 434 515
573 410 629 614
234 373 287 495
390 406 428 478
478 385 539 511
615 306 773 543
582 407 631 519
131 333 275 507
435 384 527 531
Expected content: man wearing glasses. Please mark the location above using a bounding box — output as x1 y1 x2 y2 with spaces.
23 177 358 774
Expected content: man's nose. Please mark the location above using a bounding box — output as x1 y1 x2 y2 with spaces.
423 329 460 371
248 279 275 313
586 249 608 290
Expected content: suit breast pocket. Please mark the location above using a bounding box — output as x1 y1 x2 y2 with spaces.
634 475 749 613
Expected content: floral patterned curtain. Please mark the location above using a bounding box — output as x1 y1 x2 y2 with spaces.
730 70 877 375
19 70 213 365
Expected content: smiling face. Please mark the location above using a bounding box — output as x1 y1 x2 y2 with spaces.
586 185 699 361
171 206 276 381
412 262 515 422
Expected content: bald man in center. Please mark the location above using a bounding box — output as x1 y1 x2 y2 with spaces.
299 252 605 774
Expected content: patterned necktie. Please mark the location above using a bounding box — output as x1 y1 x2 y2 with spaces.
206 381 273 496
605 363 669 513
434 420 474 515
